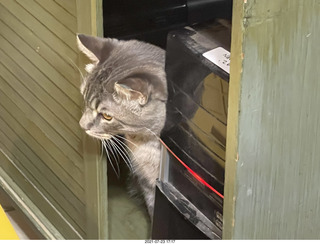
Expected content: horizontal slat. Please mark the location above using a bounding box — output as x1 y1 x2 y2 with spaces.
0 35 81 120
0 1 78 66
0 49 81 139
35 0 77 33
0 6 81 90
0 133 86 232
0 120 85 205
0 0 94 239
0 95 83 198
0 95 84 198
16 0 77 52
0 150 84 239
0 63 83 158
0 21 80 106
0 82 85 184
54 0 76 17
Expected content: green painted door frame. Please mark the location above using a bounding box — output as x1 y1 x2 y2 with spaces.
76 0 108 239
224 0 320 239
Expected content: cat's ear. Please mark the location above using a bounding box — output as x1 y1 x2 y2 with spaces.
77 34 115 65
114 78 150 106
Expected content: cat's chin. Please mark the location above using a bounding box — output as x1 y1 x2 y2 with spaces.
85 130 112 140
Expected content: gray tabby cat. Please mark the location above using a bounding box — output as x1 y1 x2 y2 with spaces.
77 34 167 217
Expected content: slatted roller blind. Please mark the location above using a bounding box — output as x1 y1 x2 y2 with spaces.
0 0 105 239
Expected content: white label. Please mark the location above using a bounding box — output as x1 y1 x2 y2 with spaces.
203 47 230 74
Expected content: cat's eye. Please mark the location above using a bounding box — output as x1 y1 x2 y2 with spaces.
102 113 113 121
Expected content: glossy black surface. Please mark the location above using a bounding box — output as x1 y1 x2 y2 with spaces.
165 148 223 230
152 181 214 239
155 22 230 239
187 0 232 24
162 22 231 189
103 0 232 48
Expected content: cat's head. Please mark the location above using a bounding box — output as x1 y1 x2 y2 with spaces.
77 34 167 140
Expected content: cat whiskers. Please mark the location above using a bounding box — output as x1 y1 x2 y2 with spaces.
114 134 138 148
100 135 135 177
113 135 139 170
142 127 161 141
106 138 121 165
110 137 133 171
101 139 120 178
67 57 85 82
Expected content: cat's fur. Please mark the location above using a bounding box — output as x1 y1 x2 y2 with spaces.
77 34 167 217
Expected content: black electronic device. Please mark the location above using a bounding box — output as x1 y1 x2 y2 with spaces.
152 21 231 239
103 0 232 47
